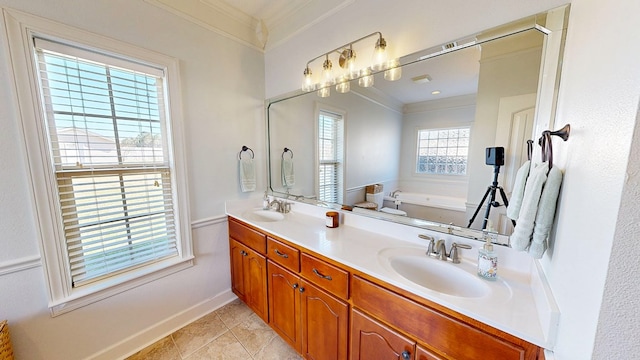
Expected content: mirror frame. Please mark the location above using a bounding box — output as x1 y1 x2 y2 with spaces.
265 4 570 245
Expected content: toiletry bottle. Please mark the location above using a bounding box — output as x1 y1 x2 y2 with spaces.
263 191 270 210
477 234 498 280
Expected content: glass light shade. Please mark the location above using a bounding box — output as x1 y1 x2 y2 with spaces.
335 76 350 93
322 58 335 86
301 67 314 92
317 86 330 98
371 38 387 71
384 59 402 81
358 67 374 88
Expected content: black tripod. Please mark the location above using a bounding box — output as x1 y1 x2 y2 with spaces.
467 165 516 230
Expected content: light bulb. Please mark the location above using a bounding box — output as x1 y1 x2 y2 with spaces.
301 67 314 92
384 58 402 81
371 37 387 71
317 86 330 98
335 76 350 93
358 67 374 88
339 47 359 80
321 57 335 86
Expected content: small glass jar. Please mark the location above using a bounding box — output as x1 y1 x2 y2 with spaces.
326 211 339 228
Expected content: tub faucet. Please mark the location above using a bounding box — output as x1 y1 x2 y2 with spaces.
391 189 401 198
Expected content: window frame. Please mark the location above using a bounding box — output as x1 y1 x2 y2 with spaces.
3 9 193 316
314 104 346 204
414 126 471 177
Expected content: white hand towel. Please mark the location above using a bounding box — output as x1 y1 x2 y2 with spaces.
510 162 548 251
529 166 563 259
506 160 531 220
281 157 295 187
239 157 256 192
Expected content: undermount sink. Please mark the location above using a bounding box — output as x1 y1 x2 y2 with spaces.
378 247 491 298
243 209 285 222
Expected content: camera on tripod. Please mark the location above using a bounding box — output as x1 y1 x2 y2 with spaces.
467 146 516 230
485 146 505 166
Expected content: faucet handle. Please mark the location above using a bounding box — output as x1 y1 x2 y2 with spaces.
419 234 436 255
448 243 472 264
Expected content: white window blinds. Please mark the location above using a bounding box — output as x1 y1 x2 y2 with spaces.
318 111 344 203
34 37 178 287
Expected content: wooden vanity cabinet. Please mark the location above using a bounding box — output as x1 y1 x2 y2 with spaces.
351 275 540 360
351 308 416 360
228 217 543 360
228 219 268 322
267 251 349 360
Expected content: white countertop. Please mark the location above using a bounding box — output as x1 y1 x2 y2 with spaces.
225 198 559 349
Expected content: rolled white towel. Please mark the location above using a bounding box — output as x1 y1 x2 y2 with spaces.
510 162 548 251
239 157 256 192
282 157 295 187
529 166 563 259
506 160 531 220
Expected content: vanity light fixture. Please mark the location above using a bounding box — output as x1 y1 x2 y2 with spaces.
301 32 399 97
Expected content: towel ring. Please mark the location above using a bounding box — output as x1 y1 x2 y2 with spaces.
238 145 254 160
282 147 293 159
526 140 534 161
537 124 570 170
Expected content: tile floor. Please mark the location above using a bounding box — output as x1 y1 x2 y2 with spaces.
126 299 302 360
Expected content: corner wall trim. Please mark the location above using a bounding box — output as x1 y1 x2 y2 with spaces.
0 255 42 277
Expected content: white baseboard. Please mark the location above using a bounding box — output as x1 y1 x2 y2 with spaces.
89 289 237 360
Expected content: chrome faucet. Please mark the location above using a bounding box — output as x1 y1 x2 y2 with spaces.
447 243 472 264
269 199 292 213
391 189 402 198
435 240 447 260
419 234 471 263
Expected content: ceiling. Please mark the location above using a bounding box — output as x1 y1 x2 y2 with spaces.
145 0 483 104
145 0 354 50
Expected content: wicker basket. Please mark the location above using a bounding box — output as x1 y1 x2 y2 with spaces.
0 320 14 360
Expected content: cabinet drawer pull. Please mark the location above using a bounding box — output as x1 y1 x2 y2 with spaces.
312 268 333 281
274 249 289 258
240 250 248 256
292 283 299 289
401 350 411 360
299 287 305 293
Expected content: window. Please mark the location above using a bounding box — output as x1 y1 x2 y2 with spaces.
416 127 470 175
5 10 192 315
317 110 344 203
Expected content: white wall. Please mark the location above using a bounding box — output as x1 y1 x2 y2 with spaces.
0 0 265 359
540 0 640 357
265 0 640 358
400 95 475 199
268 90 402 199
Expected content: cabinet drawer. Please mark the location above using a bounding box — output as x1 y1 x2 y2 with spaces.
229 218 266 254
351 276 534 360
267 237 300 272
301 253 349 300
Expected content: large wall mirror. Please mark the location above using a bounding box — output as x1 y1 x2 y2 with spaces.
267 5 569 244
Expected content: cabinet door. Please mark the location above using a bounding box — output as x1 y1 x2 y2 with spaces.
351 308 415 360
230 239 249 301
300 280 349 360
268 261 302 352
416 345 446 360
245 246 268 322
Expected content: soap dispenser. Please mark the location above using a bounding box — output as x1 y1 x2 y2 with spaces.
263 191 270 210
477 234 498 280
